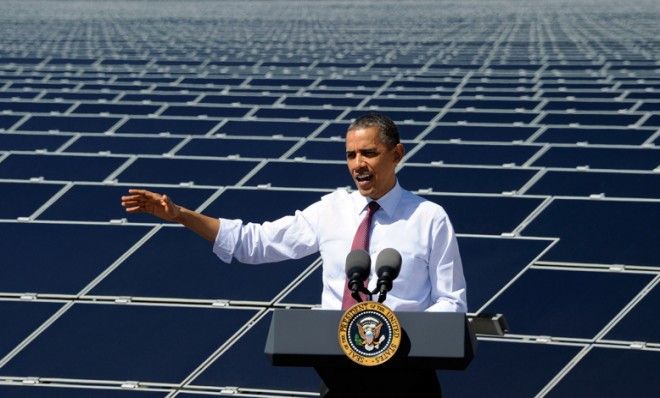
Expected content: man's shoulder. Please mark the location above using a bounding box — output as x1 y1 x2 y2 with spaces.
398 188 448 218
319 187 355 203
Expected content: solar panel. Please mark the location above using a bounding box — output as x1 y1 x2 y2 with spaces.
482 268 653 338
114 117 219 135
408 142 541 166
0 303 257 383
0 132 70 151
522 199 659 266
545 347 660 397
439 341 581 398
0 223 150 294
63 136 182 155
0 153 128 181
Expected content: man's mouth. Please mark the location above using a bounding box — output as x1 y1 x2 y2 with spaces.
355 173 373 184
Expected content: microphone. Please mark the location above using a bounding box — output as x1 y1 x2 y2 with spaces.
374 248 402 303
345 249 371 303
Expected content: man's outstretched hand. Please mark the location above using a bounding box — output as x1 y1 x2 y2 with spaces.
121 189 181 222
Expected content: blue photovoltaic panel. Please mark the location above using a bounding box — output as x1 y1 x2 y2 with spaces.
0 223 150 294
192 312 321 391
177 137 295 158
425 124 539 141
283 96 362 107
0 301 63 360
318 78 383 88
254 107 343 120
454 237 551 311
114 117 219 135
277 266 322 306
314 121 426 140
218 120 321 137
533 127 654 145
248 78 315 87
482 269 653 338
289 140 347 161
120 93 198 103
0 115 24 129
0 153 127 181
439 341 580 398
440 111 537 124
37 185 216 223
343 109 438 122
0 386 167 398
531 147 660 170
203 188 324 222
546 348 660 397
365 97 449 108
16 115 121 133
604 284 660 344
641 114 660 126
539 112 640 126
200 94 279 105
0 92 38 100
115 158 259 186
452 99 540 110
63 136 183 155
408 143 540 166
42 92 119 101
72 103 161 116
397 165 536 193
527 170 660 199
90 227 316 301
421 194 544 235
161 105 250 118
0 133 70 151
0 182 64 219
245 162 353 189
0 303 256 383
542 100 634 111
0 101 72 114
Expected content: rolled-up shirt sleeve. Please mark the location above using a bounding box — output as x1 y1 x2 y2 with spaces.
212 202 321 264
426 215 467 313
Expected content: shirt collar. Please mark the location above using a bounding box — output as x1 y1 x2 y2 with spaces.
351 180 402 218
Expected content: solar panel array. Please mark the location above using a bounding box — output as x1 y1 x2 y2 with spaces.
1 0 659 397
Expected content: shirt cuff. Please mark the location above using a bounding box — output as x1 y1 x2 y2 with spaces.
212 218 242 263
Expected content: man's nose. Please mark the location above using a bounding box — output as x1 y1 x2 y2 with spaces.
354 154 366 167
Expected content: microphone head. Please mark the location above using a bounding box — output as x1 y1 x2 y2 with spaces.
345 249 371 279
375 248 402 279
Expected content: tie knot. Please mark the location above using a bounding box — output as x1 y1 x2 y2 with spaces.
367 201 380 214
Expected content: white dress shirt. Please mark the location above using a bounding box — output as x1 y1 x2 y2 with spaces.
213 181 467 312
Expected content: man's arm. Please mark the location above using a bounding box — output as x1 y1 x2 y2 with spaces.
121 189 219 242
426 216 467 312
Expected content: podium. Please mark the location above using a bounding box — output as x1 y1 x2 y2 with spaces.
265 309 476 396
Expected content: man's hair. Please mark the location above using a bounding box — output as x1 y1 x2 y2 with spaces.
347 113 400 148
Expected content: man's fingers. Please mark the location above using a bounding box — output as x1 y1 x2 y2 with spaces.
125 206 143 213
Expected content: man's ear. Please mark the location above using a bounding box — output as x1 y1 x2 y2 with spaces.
393 143 405 163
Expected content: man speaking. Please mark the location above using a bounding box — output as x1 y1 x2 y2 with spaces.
121 113 466 395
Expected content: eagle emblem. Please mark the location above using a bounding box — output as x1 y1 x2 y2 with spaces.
354 316 386 351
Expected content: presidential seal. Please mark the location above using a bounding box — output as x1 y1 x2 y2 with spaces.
338 301 401 366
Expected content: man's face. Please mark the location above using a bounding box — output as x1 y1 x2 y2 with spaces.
345 126 404 200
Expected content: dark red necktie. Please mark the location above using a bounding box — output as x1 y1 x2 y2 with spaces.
341 201 380 309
